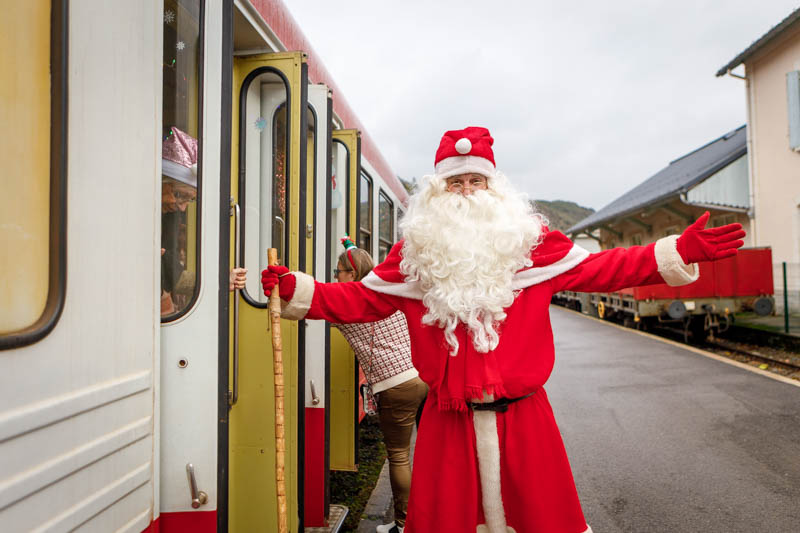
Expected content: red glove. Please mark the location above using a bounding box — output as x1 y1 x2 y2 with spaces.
676 211 746 264
261 265 296 301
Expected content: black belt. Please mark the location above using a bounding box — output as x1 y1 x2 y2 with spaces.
468 391 535 413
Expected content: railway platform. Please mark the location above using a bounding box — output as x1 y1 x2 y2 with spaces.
548 306 800 533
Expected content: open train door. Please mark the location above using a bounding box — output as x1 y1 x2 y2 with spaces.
329 129 362 472
229 52 308 532
303 84 339 527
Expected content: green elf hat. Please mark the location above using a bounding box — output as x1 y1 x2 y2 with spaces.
340 235 358 270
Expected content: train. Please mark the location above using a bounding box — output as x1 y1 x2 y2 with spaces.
0 1 408 531
552 247 776 342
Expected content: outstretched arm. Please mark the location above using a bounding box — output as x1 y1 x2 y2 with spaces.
262 266 398 323
551 211 745 293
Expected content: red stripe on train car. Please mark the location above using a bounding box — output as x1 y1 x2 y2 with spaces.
143 511 217 533
304 407 327 526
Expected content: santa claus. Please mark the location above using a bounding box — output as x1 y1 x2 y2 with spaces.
262 127 745 533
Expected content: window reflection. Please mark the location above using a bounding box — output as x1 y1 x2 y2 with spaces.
161 0 202 320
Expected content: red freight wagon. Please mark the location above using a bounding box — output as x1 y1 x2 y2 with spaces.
553 247 775 342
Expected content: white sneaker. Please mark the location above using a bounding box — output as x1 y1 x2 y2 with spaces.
376 521 403 533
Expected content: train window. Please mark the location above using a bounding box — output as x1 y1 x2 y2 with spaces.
240 72 291 305
378 190 394 262
330 140 350 280
0 0 67 348
359 172 373 254
160 0 203 321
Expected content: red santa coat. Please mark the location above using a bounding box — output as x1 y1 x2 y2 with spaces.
282 230 698 533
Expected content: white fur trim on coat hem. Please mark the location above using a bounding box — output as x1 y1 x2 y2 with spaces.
654 235 700 286
281 271 315 320
472 409 508 533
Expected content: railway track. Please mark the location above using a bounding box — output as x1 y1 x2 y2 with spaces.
703 338 800 373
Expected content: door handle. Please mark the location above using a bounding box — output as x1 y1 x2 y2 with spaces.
186 463 208 509
230 198 241 406
310 379 320 405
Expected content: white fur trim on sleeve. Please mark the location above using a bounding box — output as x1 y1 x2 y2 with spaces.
511 244 591 290
473 409 509 533
654 235 700 286
281 271 315 320
361 271 424 300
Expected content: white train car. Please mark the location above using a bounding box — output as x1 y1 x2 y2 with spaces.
0 1 408 531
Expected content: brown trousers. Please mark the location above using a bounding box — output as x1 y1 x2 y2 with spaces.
376 376 428 527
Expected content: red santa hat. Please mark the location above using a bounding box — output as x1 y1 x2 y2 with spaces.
434 126 496 180
162 126 198 187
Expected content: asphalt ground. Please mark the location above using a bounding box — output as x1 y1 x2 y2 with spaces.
547 306 800 533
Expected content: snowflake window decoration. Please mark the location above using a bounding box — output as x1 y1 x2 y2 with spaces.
164 9 175 24
176 40 186 51
254 117 267 132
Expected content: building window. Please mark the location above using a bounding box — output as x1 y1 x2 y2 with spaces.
663 226 680 237
710 214 736 228
359 172 373 254
378 190 394 262
161 0 203 321
787 71 800 151
630 233 643 246
1 0 67 347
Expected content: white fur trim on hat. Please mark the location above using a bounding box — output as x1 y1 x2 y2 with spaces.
434 155 496 181
654 235 700 286
163 158 198 187
281 271 315 320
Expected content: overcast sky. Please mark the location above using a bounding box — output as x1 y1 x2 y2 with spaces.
283 1 799 210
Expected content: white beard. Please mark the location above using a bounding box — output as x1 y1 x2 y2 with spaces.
399 172 546 355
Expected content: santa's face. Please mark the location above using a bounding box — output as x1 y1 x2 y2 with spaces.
399 171 545 355
444 173 488 196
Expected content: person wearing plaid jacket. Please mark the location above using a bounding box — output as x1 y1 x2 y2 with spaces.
262 127 745 533
332 239 427 533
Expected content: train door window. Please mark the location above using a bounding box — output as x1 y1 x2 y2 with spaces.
0 0 66 348
330 140 350 279
359 172 373 254
240 73 290 304
378 190 394 262
161 0 203 321
307 106 316 277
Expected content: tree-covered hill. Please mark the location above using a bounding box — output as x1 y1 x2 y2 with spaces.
532 200 595 233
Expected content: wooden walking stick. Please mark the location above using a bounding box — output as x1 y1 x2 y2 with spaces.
267 248 288 533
